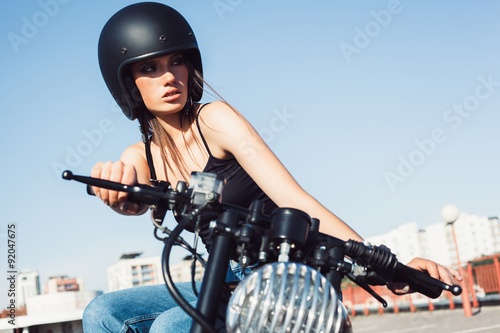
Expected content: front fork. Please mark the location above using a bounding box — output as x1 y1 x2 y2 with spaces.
190 210 239 333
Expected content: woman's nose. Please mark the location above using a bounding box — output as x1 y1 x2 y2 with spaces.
161 69 175 86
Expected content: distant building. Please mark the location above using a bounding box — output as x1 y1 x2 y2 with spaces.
366 222 423 264
107 253 163 292
169 256 205 283
26 290 97 317
366 213 500 267
0 274 101 333
419 222 455 265
18 271 40 307
107 253 206 292
0 290 100 333
43 275 84 294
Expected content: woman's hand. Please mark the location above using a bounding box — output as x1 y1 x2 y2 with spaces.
389 257 463 295
91 160 147 215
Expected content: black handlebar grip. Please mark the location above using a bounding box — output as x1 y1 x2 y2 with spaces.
393 262 462 298
86 183 154 206
62 170 158 206
87 184 95 196
86 182 139 202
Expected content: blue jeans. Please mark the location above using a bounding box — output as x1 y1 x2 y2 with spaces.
83 282 200 332
83 263 244 333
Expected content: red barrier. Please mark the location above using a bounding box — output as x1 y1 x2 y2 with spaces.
468 262 480 308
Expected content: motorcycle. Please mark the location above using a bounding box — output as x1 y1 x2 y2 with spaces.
62 170 462 333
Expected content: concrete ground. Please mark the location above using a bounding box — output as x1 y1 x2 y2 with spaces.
350 304 500 333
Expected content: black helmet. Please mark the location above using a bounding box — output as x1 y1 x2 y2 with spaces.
98 2 203 120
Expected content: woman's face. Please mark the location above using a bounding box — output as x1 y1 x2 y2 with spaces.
131 53 189 116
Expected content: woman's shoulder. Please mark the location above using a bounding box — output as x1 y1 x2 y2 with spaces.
195 101 258 159
197 101 249 132
120 141 147 163
198 101 234 118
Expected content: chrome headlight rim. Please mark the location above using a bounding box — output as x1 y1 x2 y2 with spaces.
226 262 343 333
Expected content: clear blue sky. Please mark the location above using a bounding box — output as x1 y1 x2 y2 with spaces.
1 0 499 298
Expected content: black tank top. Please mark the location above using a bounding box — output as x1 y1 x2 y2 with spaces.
196 104 277 244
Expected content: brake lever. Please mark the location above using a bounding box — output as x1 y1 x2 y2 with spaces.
346 272 388 307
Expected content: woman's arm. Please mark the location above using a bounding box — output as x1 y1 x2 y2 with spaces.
197 102 463 287
90 142 150 215
197 102 362 241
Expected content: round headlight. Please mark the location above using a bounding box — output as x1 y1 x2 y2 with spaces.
227 262 348 333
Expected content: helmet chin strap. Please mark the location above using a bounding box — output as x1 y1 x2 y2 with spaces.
139 116 159 186
138 99 192 186
182 97 192 117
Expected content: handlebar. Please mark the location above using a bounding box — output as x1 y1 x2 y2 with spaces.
62 170 178 206
62 170 462 305
393 262 462 297
342 239 462 298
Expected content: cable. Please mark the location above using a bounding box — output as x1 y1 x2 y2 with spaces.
151 209 208 267
191 232 200 297
161 215 218 333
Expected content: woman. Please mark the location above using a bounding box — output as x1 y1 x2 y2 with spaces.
84 2 461 332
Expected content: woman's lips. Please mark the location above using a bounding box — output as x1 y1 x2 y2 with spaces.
162 90 181 102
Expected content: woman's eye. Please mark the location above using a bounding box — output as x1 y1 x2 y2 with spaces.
139 64 156 73
171 57 184 66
